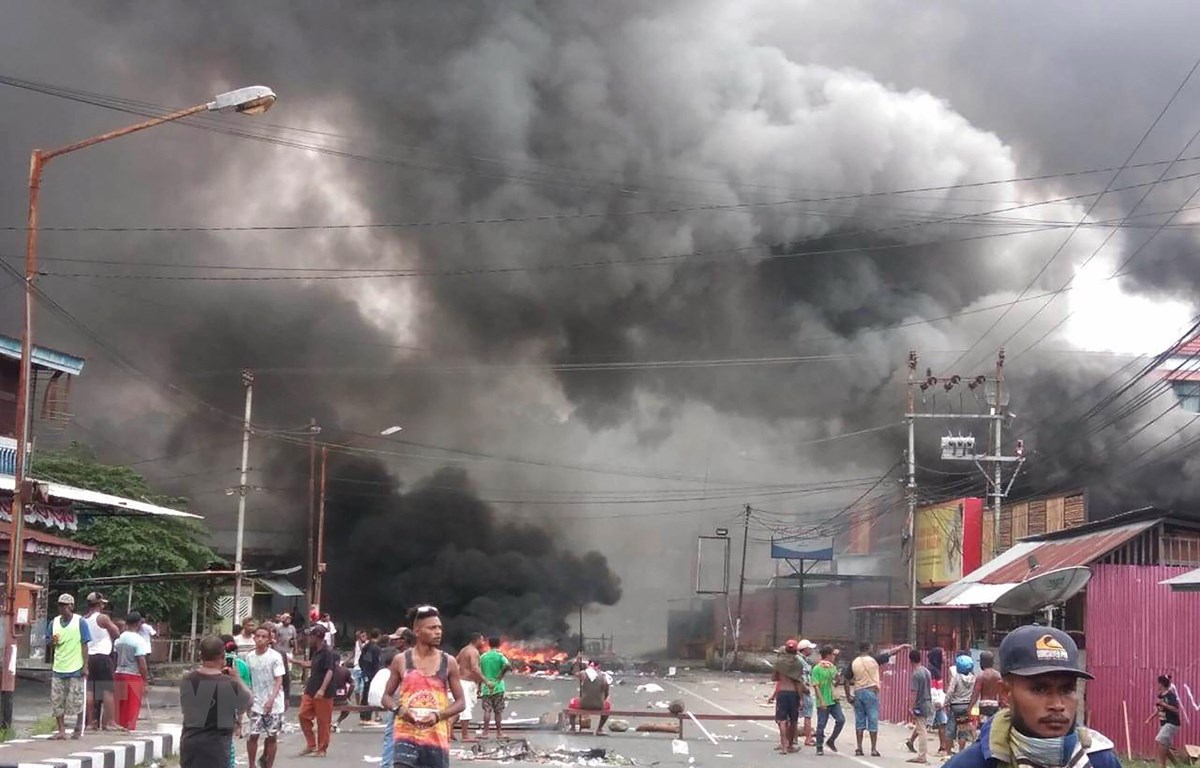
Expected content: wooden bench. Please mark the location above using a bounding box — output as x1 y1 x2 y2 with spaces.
561 707 776 739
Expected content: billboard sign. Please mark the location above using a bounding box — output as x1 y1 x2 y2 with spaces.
915 498 982 587
770 537 834 561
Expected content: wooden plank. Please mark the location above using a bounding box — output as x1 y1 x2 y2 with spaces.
1028 500 1047 536
1012 502 1028 541
1047 497 1065 532
1065 493 1086 526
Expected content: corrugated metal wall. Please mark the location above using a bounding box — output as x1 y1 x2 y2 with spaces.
1086 564 1200 757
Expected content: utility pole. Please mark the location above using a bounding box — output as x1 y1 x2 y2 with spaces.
306 419 320 606
902 348 1025 641
731 504 751 669
313 446 329 609
991 350 1005 558
232 369 253 624
906 351 918 646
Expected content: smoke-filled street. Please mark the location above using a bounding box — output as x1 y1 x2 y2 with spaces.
3 3 1200 767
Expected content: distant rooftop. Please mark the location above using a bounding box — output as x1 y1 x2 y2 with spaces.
0 334 84 376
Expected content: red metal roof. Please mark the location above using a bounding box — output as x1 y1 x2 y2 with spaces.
1172 337 1200 357
980 520 1155 584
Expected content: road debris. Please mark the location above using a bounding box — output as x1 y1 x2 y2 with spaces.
449 739 637 765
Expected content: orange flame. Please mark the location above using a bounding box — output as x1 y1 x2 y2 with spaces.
498 640 569 669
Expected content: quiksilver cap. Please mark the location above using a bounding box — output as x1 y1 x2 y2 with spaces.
999 625 1092 680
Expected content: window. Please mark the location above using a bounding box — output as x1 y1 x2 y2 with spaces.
1172 381 1200 413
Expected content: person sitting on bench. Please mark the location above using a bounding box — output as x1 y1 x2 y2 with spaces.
569 660 612 735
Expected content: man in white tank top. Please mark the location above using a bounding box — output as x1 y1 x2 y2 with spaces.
83 592 119 730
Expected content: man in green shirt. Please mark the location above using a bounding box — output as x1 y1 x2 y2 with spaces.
812 644 846 755
478 636 511 740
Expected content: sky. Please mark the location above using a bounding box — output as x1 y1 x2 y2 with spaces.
2 1 1200 651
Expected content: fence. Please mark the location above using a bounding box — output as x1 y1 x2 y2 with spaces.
1084 564 1200 758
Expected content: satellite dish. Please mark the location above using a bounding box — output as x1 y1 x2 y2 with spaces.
991 566 1091 616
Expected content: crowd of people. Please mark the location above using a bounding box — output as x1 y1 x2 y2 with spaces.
48 591 1171 768
769 626 1132 768
177 604 513 768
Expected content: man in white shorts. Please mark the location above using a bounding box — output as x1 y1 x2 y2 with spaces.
454 633 487 742
245 626 285 768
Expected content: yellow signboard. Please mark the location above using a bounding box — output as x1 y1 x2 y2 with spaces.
915 501 965 586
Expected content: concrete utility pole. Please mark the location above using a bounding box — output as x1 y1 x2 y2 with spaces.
232 369 254 623
306 419 320 605
906 351 918 646
905 348 1026 640
313 446 329 609
990 350 1005 558
731 504 751 669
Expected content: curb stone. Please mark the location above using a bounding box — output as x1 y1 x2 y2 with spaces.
0 730 176 767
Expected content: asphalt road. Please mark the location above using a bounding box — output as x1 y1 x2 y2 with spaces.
251 671 925 768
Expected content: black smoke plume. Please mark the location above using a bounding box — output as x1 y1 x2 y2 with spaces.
1 2 1198 650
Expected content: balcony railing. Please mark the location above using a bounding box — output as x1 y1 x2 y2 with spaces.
0 436 23 477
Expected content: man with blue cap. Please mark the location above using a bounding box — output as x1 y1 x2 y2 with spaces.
946 626 1120 768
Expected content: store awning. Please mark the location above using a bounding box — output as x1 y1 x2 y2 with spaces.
257 577 304 598
0 476 200 519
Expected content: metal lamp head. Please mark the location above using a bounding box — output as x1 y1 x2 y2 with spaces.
207 86 277 115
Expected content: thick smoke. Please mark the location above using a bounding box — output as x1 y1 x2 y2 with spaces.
1 2 1198 650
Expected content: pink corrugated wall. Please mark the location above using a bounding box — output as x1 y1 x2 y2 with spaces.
1085 565 1200 757
878 654 916 723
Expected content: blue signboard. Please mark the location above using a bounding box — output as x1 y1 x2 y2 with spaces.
770 537 834 561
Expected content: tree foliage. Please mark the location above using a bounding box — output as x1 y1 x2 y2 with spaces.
37 443 220 627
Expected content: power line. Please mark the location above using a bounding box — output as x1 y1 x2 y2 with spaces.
939 52 1200 375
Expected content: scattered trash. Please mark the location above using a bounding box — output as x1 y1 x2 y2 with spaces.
609 719 630 732
636 683 665 694
508 689 553 698
672 739 690 756
667 666 677 677
451 739 637 765
650 699 672 710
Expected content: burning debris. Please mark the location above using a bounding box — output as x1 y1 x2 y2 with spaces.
500 640 571 674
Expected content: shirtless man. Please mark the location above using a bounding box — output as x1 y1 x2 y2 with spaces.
452 633 486 742
768 639 807 753
969 650 1004 721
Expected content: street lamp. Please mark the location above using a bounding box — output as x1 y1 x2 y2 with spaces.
3 85 277 711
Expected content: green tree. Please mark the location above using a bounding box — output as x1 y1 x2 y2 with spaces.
35 443 220 627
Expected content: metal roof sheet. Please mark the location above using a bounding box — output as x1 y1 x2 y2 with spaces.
256 577 304 598
980 520 1156 584
0 335 85 376
1160 567 1200 591
931 582 1016 606
0 475 199 519
922 541 1041 605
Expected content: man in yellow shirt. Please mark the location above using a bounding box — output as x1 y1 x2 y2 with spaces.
47 594 91 740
